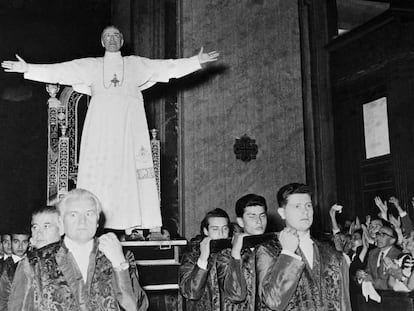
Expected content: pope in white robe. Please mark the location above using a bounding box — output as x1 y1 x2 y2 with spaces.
1 26 219 230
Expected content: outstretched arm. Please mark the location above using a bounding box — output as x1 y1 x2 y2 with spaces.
139 47 220 91
1 54 28 73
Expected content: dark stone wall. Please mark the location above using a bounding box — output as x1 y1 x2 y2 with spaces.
180 0 306 237
0 0 111 232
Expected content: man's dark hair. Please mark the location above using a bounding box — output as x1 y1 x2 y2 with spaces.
200 208 230 236
0 233 10 242
235 194 267 218
370 217 384 226
32 205 60 218
352 229 363 238
277 183 312 207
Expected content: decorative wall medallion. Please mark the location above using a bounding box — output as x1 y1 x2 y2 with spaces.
233 134 258 162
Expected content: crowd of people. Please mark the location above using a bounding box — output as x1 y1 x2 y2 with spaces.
1 182 412 310
179 186 414 311
1 24 410 311
329 195 414 310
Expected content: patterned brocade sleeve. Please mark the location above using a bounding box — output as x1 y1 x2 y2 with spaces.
113 267 148 311
178 250 210 300
216 248 247 303
7 258 34 311
256 244 304 311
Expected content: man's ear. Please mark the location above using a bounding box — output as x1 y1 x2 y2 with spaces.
101 39 105 48
236 217 244 228
203 227 209 237
278 207 286 220
121 39 124 47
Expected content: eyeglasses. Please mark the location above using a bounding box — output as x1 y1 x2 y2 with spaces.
376 231 394 238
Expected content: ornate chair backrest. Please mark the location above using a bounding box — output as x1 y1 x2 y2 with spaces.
46 85 160 204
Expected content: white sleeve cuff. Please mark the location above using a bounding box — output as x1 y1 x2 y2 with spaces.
332 228 340 234
197 258 208 270
400 211 407 217
281 249 302 261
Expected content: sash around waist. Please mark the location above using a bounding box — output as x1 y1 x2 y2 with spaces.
91 87 141 99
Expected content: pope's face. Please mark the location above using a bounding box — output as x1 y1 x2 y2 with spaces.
101 27 123 52
61 198 99 244
278 193 313 232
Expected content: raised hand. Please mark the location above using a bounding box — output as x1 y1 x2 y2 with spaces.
389 214 401 229
374 196 388 220
329 204 343 217
384 257 402 279
1 54 28 73
355 216 361 229
199 237 211 262
98 232 126 268
356 269 369 284
349 221 356 235
362 223 374 246
366 215 371 226
231 233 247 260
389 196 400 207
279 227 299 253
198 47 219 64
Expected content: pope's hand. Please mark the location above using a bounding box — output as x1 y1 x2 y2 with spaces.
98 232 126 268
198 47 219 64
1 54 28 73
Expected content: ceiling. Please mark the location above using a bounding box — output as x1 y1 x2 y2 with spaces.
336 0 390 32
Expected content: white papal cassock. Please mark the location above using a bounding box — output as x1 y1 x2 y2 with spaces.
24 51 202 230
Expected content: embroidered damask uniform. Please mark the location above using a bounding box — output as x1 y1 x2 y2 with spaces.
179 236 221 311
256 238 351 311
0 256 20 311
23 52 202 229
216 246 263 311
7 239 148 311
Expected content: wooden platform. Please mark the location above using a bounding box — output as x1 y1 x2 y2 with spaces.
121 239 187 311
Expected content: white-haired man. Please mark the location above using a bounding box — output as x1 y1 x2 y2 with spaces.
8 188 148 311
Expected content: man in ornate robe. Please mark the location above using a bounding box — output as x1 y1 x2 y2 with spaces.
1 26 219 231
216 194 268 311
7 205 62 311
0 234 11 275
8 188 148 311
256 183 351 311
179 208 231 311
0 232 30 311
